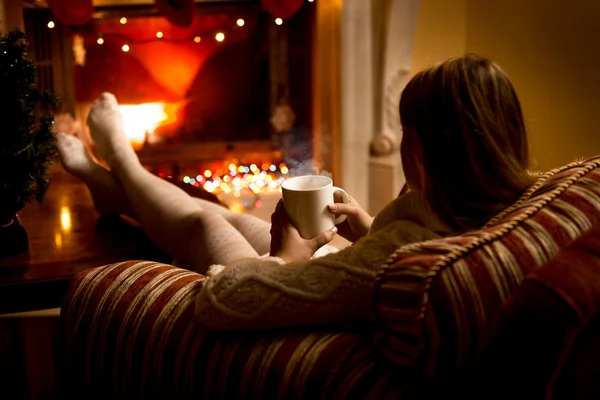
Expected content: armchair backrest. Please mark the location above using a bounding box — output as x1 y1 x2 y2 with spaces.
474 227 600 399
371 156 600 388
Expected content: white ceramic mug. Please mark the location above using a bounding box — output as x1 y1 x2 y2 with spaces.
281 175 349 239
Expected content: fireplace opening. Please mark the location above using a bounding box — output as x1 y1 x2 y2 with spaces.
24 2 316 205
73 7 274 143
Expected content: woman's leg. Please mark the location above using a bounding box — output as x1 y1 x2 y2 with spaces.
80 93 269 273
57 133 271 255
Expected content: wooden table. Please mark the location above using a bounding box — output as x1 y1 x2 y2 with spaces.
0 166 172 314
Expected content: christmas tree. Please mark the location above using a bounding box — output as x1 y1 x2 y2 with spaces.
0 29 58 218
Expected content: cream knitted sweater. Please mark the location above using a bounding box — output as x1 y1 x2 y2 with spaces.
195 191 453 330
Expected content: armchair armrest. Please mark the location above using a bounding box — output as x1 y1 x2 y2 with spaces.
62 261 409 399
62 261 202 398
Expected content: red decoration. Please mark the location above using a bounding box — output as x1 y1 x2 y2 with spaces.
261 0 304 19
46 0 93 26
154 0 196 27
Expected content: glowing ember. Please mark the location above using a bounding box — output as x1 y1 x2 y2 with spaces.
119 103 169 147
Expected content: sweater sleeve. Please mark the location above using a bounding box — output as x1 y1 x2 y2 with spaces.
194 220 440 330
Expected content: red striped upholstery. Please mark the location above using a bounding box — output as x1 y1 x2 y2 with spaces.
62 261 413 399
373 156 600 390
62 156 600 398
473 227 600 399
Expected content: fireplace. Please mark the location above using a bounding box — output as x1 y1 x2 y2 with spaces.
33 1 315 202
22 0 425 218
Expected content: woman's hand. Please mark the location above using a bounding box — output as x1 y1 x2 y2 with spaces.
270 199 338 263
328 192 373 243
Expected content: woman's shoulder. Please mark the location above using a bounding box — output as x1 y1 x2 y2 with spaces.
370 190 454 236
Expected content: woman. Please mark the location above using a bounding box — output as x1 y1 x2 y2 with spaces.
57 55 535 329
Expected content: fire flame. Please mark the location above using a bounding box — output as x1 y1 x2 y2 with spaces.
119 102 173 147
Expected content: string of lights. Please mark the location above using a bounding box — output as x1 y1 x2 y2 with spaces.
94 16 247 48
179 161 290 194
47 16 287 52
94 30 225 51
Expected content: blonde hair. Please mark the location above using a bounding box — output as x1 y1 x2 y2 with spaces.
399 55 535 231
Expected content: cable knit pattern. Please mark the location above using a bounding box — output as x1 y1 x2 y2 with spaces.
195 216 442 330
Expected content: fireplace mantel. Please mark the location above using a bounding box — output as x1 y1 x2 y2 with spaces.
338 0 419 214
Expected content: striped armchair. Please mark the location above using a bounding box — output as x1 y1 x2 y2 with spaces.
62 157 600 399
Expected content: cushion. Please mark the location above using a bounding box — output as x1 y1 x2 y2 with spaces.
371 156 600 380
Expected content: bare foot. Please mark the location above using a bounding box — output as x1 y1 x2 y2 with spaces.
86 92 136 168
57 133 133 216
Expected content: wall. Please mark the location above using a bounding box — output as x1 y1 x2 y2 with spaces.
313 0 342 182
0 0 24 31
406 0 600 171
410 0 466 75
0 0 6 32
466 0 600 170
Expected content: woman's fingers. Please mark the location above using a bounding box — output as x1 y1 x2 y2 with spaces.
328 202 358 216
271 199 299 238
308 226 338 252
333 191 355 204
271 199 288 224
